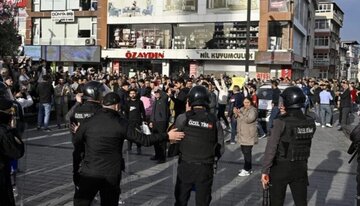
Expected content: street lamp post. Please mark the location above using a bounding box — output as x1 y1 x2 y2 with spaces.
245 0 251 81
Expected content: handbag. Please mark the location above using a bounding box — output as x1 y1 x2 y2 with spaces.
141 122 151 135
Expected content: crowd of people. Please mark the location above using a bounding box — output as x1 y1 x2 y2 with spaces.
0 56 359 205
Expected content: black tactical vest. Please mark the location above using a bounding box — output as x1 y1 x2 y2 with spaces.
179 110 218 164
72 101 102 124
276 115 315 162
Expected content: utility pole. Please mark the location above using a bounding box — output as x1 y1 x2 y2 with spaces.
245 0 251 81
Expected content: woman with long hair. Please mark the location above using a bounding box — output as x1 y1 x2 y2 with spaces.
234 96 258 177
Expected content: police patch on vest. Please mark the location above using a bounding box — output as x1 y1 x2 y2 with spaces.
188 119 213 129
75 113 93 119
294 127 314 140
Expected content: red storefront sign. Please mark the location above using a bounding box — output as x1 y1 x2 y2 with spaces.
112 61 120 74
256 72 270 80
281 68 292 79
125 51 165 59
189 63 198 78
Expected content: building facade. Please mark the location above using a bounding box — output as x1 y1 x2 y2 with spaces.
101 0 261 78
340 41 359 81
313 1 343 79
255 0 317 80
24 0 101 70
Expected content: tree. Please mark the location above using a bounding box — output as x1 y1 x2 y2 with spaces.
0 1 21 58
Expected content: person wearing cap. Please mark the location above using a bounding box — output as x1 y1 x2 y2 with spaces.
71 92 184 206
149 87 170 164
0 97 25 206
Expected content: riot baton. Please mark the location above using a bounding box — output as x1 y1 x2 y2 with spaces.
348 149 358 164
263 186 270 206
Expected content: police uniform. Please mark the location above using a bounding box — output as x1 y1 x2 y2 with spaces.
73 92 172 206
262 86 316 206
66 81 107 193
0 98 24 206
173 86 224 206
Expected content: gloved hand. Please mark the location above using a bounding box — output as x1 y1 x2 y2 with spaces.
73 172 80 186
261 174 270 189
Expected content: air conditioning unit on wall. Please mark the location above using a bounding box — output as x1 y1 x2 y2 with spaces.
85 38 96 45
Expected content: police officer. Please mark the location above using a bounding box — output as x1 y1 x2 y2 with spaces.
261 86 316 206
174 85 224 206
348 122 360 205
72 92 184 206
0 97 25 206
66 81 109 197
0 82 25 197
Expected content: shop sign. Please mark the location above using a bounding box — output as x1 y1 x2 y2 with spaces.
281 68 292 79
51 11 75 23
125 51 164 59
199 52 254 60
256 72 270 80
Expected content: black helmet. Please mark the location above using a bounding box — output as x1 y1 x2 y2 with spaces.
188 85 210 107
280 86 306 109
83 81 110 101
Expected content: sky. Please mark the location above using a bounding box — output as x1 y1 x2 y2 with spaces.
334 0 360 42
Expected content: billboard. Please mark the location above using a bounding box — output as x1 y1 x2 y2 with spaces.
24 46 42 60
45 46 60 61
60 46 101 62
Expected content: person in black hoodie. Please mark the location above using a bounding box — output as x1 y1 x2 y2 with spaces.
172 78 190 119
124 88 145 154
36 75 54 131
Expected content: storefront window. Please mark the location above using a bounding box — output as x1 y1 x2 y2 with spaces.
108 24 172 49
174 22 258 49
268 21 288 50
163 0 198 13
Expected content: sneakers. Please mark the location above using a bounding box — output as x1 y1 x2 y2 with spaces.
321 125 325 128
43 128 52 132
238 169 252 177
258 134 267 139
315 122 321 127
226 140 236 145
326 123 333 128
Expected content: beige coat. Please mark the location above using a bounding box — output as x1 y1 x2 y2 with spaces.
235 106 258 146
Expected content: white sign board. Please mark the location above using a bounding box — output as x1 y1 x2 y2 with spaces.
51 11 75 23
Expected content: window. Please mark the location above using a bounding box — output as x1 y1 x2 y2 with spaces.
315 37 329 46
315 20 329 29
316 3 332 13
268 21 287 50
314 53 329 59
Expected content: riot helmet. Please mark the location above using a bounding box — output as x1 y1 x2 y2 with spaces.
83 81 111 101
187 85 210 107
280 86 306 109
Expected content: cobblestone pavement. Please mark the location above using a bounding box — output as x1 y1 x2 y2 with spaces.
15 113 358 206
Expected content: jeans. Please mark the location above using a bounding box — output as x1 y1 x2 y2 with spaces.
320 104 332 125
313 104 321 123
217 104 229 127
230 118 237 142
241 145 253 171
37 103 51 129
267 106 279 134
257 121 265 136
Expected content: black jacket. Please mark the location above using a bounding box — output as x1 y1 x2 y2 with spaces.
124 98 145 124
117 88 128 110
36 81 54 103
151 91 170 122
74 108 168 178
340 88 351 108
172 88 189 118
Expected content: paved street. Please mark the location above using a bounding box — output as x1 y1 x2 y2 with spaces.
15 113 358 206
